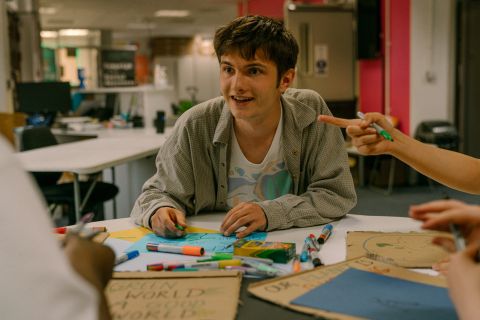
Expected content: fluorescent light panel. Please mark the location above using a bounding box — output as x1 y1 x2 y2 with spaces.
154 10 190 18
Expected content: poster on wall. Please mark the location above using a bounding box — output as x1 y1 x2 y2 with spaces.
100 49 136 87
314 44 329 77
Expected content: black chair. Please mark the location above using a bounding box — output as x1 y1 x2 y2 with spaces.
20 126 119 224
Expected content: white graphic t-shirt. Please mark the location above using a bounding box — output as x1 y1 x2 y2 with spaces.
227 112 293 208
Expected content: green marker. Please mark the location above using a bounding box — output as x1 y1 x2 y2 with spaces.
175 224 185 231
357 111 394 142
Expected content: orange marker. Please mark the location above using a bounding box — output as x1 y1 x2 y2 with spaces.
146 243 205 256
292 255 302 273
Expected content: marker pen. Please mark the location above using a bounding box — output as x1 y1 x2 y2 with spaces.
317 224 333 245
115 250 140 265
146 243 205 256
299 239 310 262
168 259 242 270
146 263 164 271
357 111 394 142
55 226 107 234
450 224 466 251
244 260 285 276
197 253 274 265
312 251 323 267
308 234 321 251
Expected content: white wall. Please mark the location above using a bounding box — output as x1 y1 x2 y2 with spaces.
410 0 456 136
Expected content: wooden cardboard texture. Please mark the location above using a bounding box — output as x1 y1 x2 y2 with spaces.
346 231 451 268
248 257 447 320
107 271 242 320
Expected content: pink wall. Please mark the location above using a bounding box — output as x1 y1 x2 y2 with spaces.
388 0 410 134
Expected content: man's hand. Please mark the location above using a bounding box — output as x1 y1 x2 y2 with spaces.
64 234 115 291
409 199 480 244
150 207 187 238
220 202 267 238
447 242 480 320
64 234 115 320
318 113 395 155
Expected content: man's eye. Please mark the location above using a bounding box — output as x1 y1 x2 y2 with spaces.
249 68 261 75
223 66 234 73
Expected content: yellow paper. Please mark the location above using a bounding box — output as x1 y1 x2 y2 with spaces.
109 226 219 242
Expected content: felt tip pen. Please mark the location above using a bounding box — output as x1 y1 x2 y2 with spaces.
146 263 164 271
115 250 140 265
292 255 302 273
357 111 393 142
197 253 274 265
308 234 321 251
300 240 309 262
312 251 323 267
225 266 276 277
69 212 95 235
175 224 185 231
146 243 205 256
54 226 107 235
317 224 333 245
165 259 242 270
244 260 285 276
449 224 466 251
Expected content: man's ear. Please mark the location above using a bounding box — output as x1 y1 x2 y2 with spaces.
279 68 295 93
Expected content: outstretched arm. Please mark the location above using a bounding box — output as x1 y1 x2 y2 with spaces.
319 113 480 194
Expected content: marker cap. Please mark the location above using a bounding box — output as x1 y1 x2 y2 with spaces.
182 245 205 256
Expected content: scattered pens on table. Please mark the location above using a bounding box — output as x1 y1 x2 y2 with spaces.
317 224 333 245
115 250 140 265
146 243 205 256
357 111 394 142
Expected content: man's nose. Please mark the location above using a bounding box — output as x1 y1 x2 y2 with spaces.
231 73 246 92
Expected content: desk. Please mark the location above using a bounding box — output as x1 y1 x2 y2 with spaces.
15 128 169 221
89 214 427 320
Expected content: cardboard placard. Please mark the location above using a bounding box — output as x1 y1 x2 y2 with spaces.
248 257 447 320
346 231 450 268
107 271 242 320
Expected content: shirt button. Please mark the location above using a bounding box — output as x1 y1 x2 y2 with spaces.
292 150 298 156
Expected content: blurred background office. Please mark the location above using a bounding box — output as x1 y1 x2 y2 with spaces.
0 0 479 222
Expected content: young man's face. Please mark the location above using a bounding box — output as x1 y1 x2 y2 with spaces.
219 50 294 124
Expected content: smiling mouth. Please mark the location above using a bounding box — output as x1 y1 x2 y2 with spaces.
231 95 254 103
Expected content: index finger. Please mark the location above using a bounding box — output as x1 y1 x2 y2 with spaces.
317 115 361 128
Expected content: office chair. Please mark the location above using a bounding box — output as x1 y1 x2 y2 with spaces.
20 126 119 224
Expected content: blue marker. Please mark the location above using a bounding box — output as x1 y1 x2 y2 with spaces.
317 224 333 245
299 238 310 262
115 250 140 265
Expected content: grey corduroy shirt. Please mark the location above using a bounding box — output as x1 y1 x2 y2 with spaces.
131 88 356 231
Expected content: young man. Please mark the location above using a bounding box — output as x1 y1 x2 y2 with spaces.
131 15 356 238
0 137 114 320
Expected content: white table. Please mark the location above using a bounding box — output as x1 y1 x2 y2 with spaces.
89 213 425 273
15 128 169 221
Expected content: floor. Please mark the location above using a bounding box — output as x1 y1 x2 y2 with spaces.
352 184 480 217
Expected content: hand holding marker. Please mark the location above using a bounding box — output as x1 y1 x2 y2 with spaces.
357 111 394 142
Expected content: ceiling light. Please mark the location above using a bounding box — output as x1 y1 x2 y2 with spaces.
58 29 89 37
39 7 57 15
40 31 58 38
154 10 190 18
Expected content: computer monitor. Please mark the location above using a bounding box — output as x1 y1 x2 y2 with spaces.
16 81 72 114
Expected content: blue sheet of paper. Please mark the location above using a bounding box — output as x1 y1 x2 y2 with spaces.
291 268 456 320
125 232 267 254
